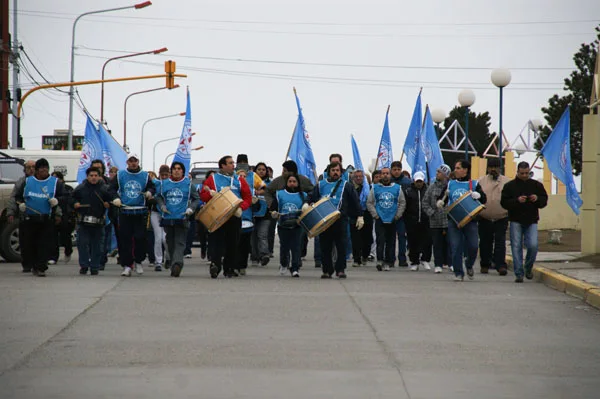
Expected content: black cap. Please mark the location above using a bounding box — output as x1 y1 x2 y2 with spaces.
236 154 249 164
282 160 298 174
35 158 50 170
487 157 501 168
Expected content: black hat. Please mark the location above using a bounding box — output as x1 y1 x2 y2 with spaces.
35 158 50 170
487 157 501 168
235 154 249 172
282 160 298 174
236 154 249 164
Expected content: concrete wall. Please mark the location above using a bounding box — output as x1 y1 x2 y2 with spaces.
539 194 581 231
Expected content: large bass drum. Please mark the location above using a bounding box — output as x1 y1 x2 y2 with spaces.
196 187 243 232
297 198 341 238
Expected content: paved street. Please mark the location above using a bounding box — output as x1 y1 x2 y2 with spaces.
1 249 600 399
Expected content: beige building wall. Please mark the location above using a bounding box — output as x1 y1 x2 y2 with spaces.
538 195 581 231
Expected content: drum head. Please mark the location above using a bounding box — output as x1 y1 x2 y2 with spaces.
307 210 341 238
196 188 243 232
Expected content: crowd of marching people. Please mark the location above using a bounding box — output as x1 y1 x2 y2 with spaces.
7 152 548 283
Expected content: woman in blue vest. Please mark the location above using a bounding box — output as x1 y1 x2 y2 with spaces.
155 161 200 277
270 173 306 277
446 159 487 281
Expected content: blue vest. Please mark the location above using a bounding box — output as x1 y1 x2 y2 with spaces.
373 183 402 223
160 177 191 219
319 179 346 209
24 176 58 215
448 179 477 206
277 189 304 214
214 173 241 199
117 170 149 207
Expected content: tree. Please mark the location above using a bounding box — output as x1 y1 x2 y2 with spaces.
536 25 599 176
440 106 494 168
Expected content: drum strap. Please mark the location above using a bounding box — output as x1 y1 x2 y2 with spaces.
469 179 473 191
329 179 343 199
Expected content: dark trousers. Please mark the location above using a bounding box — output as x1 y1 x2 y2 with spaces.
210 216 241 274
77 224 104 270
165 224 187 269
51 221 75 261
251 218 270 261
146 229 156 264
406 220 432 265
350 212 373 263
238 231 252 270
20 218 54 272
478 217 508 269
268 218 277 254
430 227 450 267
319 218 348 275
279 226 302 272
395 218 407 264
375 219 396 264
197 222 209 256
118 214 147 267
184 218 196 255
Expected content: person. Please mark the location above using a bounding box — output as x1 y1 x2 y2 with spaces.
149 165 169 271
446 159 487 281
367 167 406 271
270 173 307 277
500 161 548 283
422 164 452 274
350 169 373 267
155 161 200 277
319 153 350 182
478 157 511 275
390 160 411 267
49 171 75 264
310 161 362 279
200 155 252 278
110 153 155 277
8 158 64 277
197 170 214 261
369 170 382 261
251 162 272 266
403 171 433 271
72 167 114 275
105 165 120 262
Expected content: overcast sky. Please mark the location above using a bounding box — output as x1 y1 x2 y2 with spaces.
10 0 600 174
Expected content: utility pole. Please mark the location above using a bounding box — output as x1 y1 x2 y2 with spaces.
0 0 10 148
10 0 19 148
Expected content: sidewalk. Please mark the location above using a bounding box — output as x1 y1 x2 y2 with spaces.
508 251 600 309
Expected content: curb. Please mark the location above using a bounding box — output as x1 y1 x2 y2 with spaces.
506 256 600 310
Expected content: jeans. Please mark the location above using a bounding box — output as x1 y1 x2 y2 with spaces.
50 221 75 261
447 219 479 277
77 224 104 270
319 218 348 275
251 218 270 261
268 218 277 254
279 226 302 272
395 218 407 264
430 227 450 268
510 222 538 278
151 211 166 264
478 217 508 270
164 224 187 269
375 219 396 264
184 218 196 255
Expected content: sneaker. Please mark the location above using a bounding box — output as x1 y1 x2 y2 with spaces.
209 263 221 279
515 276 524 283
121 266 132 277
184 254 192 259
260 255 270 267
201 250 207 260
336 271 347 279
90 269 99 276
450 266 454 272
383 264 390 272
154 264 163 272
239 268 246 276
421 261 431 271
466 268 474 280
352 262 361 268
47 260 56 265
171 264 182 277
525 270 534 280
279 266 287 276
226 270 239 278
64 255 71 264
134 263 144 275
453 275 464 282
367 255 375 261
434 266 443 274
292 271 300 278
376 263 383 271
498 266 508 276
321 273 332 279
409 264 419 271
37 270 46 277
79 267 88 275
361 257 369 264
164 260 171 270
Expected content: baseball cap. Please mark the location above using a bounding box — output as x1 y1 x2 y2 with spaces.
413 171 425 182
127 153 140 161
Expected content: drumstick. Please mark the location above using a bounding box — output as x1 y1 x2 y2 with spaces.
17 201 43 215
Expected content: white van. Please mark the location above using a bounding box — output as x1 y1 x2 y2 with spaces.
1 149 81 183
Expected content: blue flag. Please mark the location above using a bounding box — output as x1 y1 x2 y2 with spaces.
172 88 193 173
540 107 583 215
422 106 445 181
98 123 128 174
77 114 103 183
288 89 317 184
351 135 370 208
375 107 393 170
403 91 427 174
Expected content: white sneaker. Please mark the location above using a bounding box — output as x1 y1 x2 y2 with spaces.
135 263 144 275
184 254 192 259
292 271 300 278
47 260 56 265
279 266 287 276
421 261 431 271
409 264 419 271
450 266 454 272
383 264 390 272
434 266 443 274
121 266 132 277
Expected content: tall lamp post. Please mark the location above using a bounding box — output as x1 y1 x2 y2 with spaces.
153 132 196 171
491 68 512 173
431 108 446 136
67 1 152 150
100 47 168 124
458 89 476 160
140 112 185 167
123 85 179 150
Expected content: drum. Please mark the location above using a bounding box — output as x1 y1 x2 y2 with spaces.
196 187 243 232
79 215 105 226
241 219 254 233
278 210 302 229
446 192 485 228
298 198 341 238
121 206 148 216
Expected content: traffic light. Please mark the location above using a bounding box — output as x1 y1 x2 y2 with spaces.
165 60 176 89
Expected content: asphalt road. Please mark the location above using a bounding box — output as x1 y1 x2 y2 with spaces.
1 249 599 399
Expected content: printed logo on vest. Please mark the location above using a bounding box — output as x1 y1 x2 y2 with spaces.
124 180 142 199
378 191 395 209
166 188 184 205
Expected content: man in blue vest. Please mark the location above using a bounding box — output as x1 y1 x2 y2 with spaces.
310 161 362 279
8 158 65 277
109 153 156 277
367 167 406 271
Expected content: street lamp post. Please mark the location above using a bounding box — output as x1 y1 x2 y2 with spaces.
67 1 152 150
164 146 203 167
152 133 196 171
123 85 179 149
431 108 446 137
491 68 512 173
140 112 185 167
100 47 168 124
458 89 476 161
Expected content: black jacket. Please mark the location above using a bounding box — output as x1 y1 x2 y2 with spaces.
403 182 429 224
72 180 115 219
500 177 548 225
